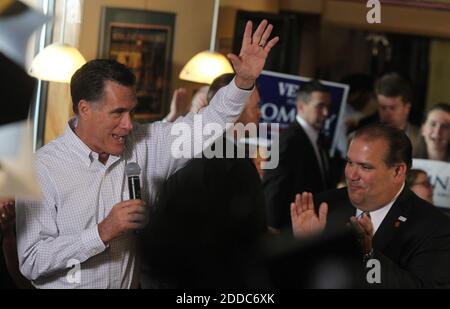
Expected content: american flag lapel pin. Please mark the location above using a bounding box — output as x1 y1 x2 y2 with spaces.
395 216 407 228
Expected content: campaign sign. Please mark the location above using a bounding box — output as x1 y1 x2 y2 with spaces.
257 71 349 157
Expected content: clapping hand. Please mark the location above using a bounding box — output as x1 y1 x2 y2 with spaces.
290 192 328 238
166 88 189 122
349 213 374 254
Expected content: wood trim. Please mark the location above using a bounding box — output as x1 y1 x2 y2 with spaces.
279 0 324 14
323 0 450 39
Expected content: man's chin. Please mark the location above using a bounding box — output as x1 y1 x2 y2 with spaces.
347 190 363 206
109 146 125 157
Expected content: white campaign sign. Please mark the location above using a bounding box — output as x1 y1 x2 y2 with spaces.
412 159 450 209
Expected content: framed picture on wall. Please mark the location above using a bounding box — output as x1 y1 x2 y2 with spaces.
99 8 176 122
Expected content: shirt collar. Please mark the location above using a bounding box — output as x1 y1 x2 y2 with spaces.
63 118 120 167
356 183 405 234
296 115 319 144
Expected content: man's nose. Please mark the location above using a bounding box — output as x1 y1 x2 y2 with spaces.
346 165 359 180
121 113 133 131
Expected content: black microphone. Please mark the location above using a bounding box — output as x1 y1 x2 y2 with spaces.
125 162 141 200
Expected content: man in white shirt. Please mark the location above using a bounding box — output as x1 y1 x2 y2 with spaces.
15 20 279 288
290 123 450 288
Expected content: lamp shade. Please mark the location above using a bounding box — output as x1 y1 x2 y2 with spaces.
179 50 234 84
28 43 86 83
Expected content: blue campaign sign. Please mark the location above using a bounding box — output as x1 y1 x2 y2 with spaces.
257 70 349 157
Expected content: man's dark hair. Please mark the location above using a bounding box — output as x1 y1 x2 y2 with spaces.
375 72 413 104
70 59 136 114
296 79 330 103
207 73 235 103
354 123 412 171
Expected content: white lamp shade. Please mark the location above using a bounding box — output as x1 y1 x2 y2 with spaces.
179 51 234 84
28 43 86 83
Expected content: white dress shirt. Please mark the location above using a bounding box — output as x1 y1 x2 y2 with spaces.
355 184 405 235
296 115 325 178
16 80 251 289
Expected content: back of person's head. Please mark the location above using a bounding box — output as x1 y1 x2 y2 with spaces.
406 169 427 188
340 73 374 111
70 59 136 114
375 72 412 104
354 123 412 171
296 79 329 104
405 169 434 204
207 73 235 103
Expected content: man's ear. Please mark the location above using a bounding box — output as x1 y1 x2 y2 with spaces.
404 102 412 114
394 163 407 181
78 100 91 119
296 100 305 113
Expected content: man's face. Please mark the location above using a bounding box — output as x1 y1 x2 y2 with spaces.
297 91 331 130
80 81 137 157
345 137 405 211
377 95 411 130
421 109 450 152
236 89 261 125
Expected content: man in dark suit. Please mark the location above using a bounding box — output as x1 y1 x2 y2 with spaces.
263 80 336 232
291 123 450 288
140 74 267 288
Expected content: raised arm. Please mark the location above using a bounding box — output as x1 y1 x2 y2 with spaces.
148 20 279 180
291 192 328 238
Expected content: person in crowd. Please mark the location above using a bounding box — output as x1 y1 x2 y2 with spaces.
413 103 450 162
140 73 267 288
263 80 338 232
15 20 278 288
290 123 450 288
191 85 210 113
405 169 434 204
357 72 420 148
163 88 189 122
336 73 377 156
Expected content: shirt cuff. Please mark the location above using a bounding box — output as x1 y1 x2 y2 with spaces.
81 225 108 259
228 77 254 103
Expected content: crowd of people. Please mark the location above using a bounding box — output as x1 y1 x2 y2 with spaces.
1 18 450 289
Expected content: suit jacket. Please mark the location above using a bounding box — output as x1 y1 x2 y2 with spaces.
263 122 336 229
316 187 450 288
140 137 267 288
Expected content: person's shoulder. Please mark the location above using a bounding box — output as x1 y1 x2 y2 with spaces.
35 135 66 161
281 122 303 139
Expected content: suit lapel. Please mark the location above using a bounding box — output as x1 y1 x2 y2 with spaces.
372 188 412 252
